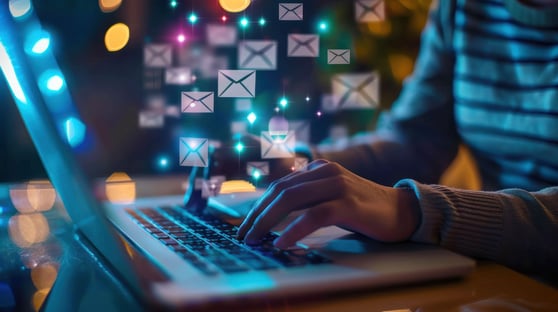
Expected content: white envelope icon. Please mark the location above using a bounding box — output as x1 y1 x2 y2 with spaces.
144 44 172 68
199 54 229 79
238 40 278 70
290 120 311 143
287 34 320 57
278 3 303 21
218 70 256 98
201 176 226 198
327 49 351 65
355 0 385 23
332 72 380 109
261 131 296 159
179 137 209 167
293 157 308 171
165 67 192 85
181 92 214 113
247 162 270 177
206 24 238 47
138 110 164 128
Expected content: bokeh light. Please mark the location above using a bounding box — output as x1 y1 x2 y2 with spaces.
8 213 50 248
31 262 58 290
258 17 266 26
247 112 257 124
188 12 198 24
99 0 122 13
105 172 136 204
219 0 251 13
104 23 130 52
46 75 64 91
64 117 86 147
219 180 256 193
221 15 228 22
235 142 244 153
279 97 288 109
9 0 32 19
177 34 186 43
25 30 51 56
169 0 178 9
318 21 329 32
9 181 56 214
239 17 249 28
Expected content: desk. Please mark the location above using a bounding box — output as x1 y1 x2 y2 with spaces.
1 176 557 312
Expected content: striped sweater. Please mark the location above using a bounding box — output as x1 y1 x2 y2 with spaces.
316 0 558 279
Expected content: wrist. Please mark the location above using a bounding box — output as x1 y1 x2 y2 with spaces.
395 187 421 240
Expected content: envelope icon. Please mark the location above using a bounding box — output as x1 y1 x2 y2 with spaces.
289 120 311 143
355 0 385 23
201 176 226 198
199 54 229 79
144 44 172 68
293 157 308 171
206 24 238 47
138 110 164 128
230 121 248 135
238 40 278 70
278 3 303 21
332 72 380 109
235 99 252 112
165 67 192 85
218 70 256 98
179 137 209 167
247 162 270 177
181 91 214 113
327 49 351 65
287 34 320 58
261 131 296 159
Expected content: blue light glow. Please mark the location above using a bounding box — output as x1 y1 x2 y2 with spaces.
239 17 249 28
0 43 27 104
46 75 64 91
235 142 244 153
169 0 178 8
64 117 86 147
25 30 51 55
318 21 329 32
9 0 32 19
158 156 170 169
258 17 266 26
32 38 50 54
279 97 288 108
252 170 261 179
188 12 198 24
247 112 257 124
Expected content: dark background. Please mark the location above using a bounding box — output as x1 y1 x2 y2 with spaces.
0 0 431 182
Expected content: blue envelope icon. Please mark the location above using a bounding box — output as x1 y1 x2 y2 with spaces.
218 70 256 98
179 137 209 167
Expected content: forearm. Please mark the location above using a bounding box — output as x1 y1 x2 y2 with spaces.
396 179 558 278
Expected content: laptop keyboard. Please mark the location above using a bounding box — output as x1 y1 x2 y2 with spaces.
126 206 330 276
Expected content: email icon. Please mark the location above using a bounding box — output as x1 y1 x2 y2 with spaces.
230 121 248 135
278 3 303 21
144 44 172 68
238 40 278 70
181 92 214 114
332 72 380 109
287 34 320 58
206 24 238 47
235 99 252 112
218 70 256 98
327 49 351 65
293 157 308 171
165 67 192 85
289 120 311 143
261 131 296 159
199 54 229 79
247 162 270 177
179 137 209 167
355 0 385 23
138 110 164 128
201 176 226 198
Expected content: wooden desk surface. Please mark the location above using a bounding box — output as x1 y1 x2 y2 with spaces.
1 177 556 312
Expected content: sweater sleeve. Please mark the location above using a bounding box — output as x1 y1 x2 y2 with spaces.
395 179 558 279
314 1 460 186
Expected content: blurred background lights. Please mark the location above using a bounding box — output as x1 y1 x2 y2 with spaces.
105 172 136 204
239 17 249 28
64 117 86 147
8 213 50 248
9 0 32 18
46 75 64 91
247 112 257 124
31 38 50 54
25 30 51 55
318 21 329 32
188 12 198 24
169 0 178 9
0 43 27 104
104 23 130 52
221 15 228 22
258 17 266 26
251 170 261 180
268 115 289 138
157 155 170 170
38 70 65 94
177 34 186 43
279 97 288 109
219 0 251 13
235 142 244 153
99 0 122 13
9 181 56 213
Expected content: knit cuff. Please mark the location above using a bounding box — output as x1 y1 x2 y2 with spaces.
394 179 504 260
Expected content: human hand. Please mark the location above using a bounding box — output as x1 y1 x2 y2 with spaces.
237 160 421 249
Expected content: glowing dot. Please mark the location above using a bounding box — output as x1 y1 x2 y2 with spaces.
279 97 288 108
235 142 244 153
318 21 329 32
158 156 169 169
305 96 310 102
169 0 178 9
247 112 257 124
219 0 251 13
274 107 280 113
239 17 249 28
9 0 32 18
221 15 228 22
104 23 129 52
65 117 86 147
259 17 266 26
99 0 122 13
46 75 64 92
252 170 261 179
25 30 51 56
188 12 198 24
316 111 322 117
105 172 136 204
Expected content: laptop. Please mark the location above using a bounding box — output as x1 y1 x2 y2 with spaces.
0 4 475 310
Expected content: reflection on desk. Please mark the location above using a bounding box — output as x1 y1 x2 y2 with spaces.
1 176 557 312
